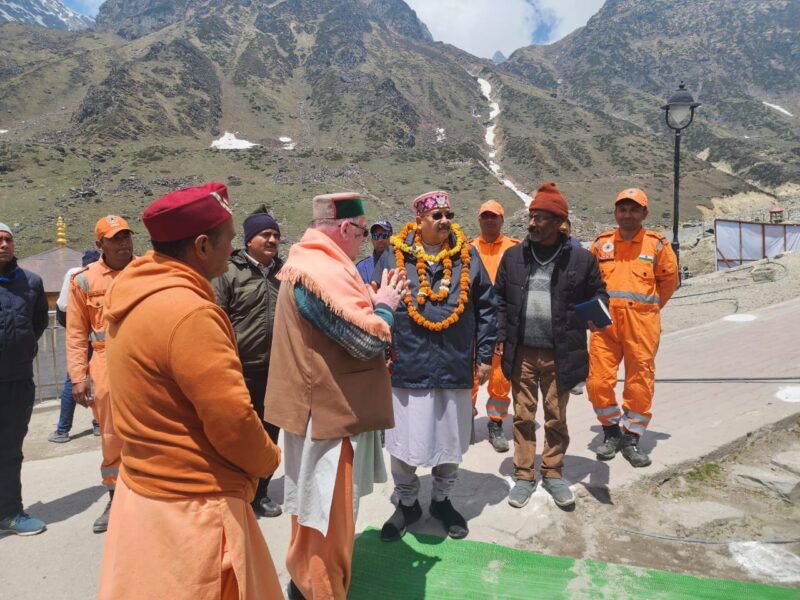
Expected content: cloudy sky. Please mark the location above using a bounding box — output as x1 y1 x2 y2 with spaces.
63 0 605 58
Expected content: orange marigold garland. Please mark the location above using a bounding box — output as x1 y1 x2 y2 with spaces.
391 223 471 332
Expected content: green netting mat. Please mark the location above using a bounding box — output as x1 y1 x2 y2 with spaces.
348 529 798 599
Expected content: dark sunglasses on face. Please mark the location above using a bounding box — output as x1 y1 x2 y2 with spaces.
349 221 369 238
371 232 390 240
431 211 455 221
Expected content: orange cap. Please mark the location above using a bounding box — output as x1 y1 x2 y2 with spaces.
479 199 504 217
95 215 132 240
615 187 648 208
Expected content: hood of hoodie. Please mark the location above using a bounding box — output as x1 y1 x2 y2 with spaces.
105 250 215 324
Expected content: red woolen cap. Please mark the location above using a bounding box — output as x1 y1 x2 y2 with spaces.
143 182 233 242
528 182 569 219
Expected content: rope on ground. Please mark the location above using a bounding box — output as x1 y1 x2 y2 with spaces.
617 527 800 546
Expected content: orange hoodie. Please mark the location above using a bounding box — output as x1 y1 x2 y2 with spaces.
104 251 280 501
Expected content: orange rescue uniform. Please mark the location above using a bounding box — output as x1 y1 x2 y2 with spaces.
471 234 519 421
66 256 128 489
586 228 678 435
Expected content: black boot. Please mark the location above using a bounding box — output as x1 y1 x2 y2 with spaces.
621 432 651 467
380 500 422 542
596 424 623 460
287 580 306 600
430 497 468 539
93 490 113 534
487 420 510 453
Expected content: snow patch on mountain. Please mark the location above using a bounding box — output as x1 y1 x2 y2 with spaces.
762 102 793 117
0 0 93 31
211 132 258 150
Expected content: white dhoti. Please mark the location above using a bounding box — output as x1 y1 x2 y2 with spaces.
385 388 472 504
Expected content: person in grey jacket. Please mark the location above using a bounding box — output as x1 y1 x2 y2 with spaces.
213 206 284 518
0 223 49 536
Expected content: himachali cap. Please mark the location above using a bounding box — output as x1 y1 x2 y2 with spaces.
143 182 233 242
479 199 504 217
615 187 648 208
413 190 450 216
94 215 133 241
312 192 366 220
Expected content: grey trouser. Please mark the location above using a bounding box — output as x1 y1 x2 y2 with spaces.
391 456 459 505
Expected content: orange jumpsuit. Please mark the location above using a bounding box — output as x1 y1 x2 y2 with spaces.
471 234 519 421
586 228 678 435
66 257 127 489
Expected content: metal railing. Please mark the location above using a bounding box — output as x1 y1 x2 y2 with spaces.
33 311 67 403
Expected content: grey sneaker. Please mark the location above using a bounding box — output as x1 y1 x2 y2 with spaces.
93 423 101 437
542 477 575 507
508 479 536 508
48 430 70 443
486 420 509 453
93 501 112 534
621 433 651 468
596 425 622 460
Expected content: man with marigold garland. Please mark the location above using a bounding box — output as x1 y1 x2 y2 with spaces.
374 190 496 542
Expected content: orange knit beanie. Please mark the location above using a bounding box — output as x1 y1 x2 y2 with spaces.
528 182 568 219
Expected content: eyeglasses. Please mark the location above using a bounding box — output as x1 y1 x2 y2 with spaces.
430 211 455 221
528 213 555 223
371 232 390 240
349 221 369 238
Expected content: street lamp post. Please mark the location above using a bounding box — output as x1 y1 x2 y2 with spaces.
661 82 701 269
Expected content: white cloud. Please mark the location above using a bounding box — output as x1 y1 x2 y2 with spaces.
405 0 605 58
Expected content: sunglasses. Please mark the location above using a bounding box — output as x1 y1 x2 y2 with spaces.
349 221 369 238
371 232 390 240
430 211 455 221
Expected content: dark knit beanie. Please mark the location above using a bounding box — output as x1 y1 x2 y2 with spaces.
529 182 569 219
81 249 100 267
244 204 280 244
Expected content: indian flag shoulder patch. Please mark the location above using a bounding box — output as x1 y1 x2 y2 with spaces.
638 254 654 262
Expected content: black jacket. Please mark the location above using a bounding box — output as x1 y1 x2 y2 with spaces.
0 259 49 382
374 231 496 389
213 250 283 374
494 234 608 393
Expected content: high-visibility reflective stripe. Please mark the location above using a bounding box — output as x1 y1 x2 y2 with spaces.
621 416 647 435
486 408 504 417
90 330 106 342
75 273 89 293
101 466 118 477
624 410 651 424
486 398 508 407
594 406 621 417
609 290 660 304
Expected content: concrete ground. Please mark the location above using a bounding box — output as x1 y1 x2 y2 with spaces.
2 297 800 599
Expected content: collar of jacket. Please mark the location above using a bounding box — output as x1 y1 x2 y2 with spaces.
522 232 570 260
230 248 283 274
0 257 20 283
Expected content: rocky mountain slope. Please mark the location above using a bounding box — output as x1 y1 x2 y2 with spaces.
0 0 796 256
503 0 800 193
0 0 93 30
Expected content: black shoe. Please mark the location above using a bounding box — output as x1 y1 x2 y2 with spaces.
252 496 282 518
487 420 509 453
596 424 623 460
429 497 468 540
621 432 651 467
287 580 306 600
380 500 422 542
93 500 112 534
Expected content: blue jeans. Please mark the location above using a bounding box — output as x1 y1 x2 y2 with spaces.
56 346 97 434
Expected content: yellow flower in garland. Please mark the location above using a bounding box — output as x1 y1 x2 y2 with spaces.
391 222 471 332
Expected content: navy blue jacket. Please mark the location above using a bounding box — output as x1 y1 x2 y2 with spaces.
0 259 49 382
373 230 496 389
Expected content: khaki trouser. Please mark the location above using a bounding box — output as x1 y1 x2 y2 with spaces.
511 346 570 480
